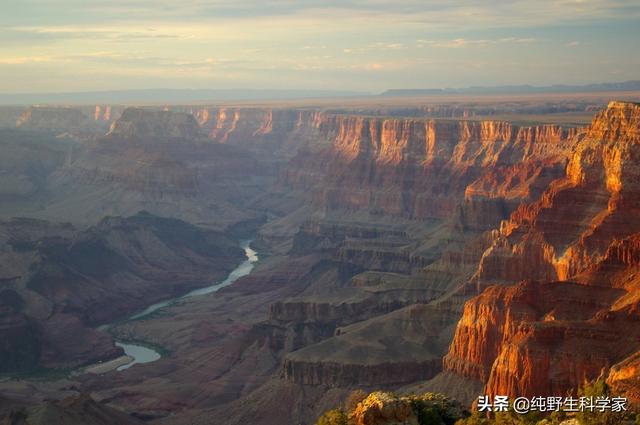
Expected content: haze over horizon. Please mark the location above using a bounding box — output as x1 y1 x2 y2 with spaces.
2 0 639 94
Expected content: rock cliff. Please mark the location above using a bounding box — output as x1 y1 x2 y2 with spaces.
443 101 640 401
283 116 576 220
473 101 640 286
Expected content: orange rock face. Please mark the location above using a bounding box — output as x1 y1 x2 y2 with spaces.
283 115 575 220
475 101 640 286
444 101 640 401
444 280 636 397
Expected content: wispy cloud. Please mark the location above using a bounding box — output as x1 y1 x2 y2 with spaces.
0 56 54 65
0 0 638 92
430 37 537 48
5 0 640 29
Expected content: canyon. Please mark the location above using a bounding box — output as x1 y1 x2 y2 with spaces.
0 96 638 424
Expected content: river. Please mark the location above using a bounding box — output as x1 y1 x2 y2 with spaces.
113 239 258 371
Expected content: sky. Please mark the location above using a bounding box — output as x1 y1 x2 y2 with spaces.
1 0 639 93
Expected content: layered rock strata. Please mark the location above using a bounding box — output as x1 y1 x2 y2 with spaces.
443 102 640 401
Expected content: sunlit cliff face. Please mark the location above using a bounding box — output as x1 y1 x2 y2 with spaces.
444 102 640 400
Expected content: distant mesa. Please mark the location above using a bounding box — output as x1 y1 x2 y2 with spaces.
106 107 203 140
381 80 640 97
0 81 638 105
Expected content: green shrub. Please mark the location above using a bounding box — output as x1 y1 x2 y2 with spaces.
456 412 492 425
576 378 625 425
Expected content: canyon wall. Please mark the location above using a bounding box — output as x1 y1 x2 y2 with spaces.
443 101 640 401
281 115 576 220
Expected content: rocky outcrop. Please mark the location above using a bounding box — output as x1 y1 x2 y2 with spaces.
290 219 432 273
350 392 420 425
340 391 466 425
270 271 446 324
336 241 433 274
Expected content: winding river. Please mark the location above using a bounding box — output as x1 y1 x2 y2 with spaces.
113 240 259 371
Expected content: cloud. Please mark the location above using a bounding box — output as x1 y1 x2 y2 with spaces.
431 37 537 48
7 25 192 42
566 41 581 47
0 56 53 65
4 0 640 29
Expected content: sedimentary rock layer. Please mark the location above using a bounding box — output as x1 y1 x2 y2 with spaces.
444 101 640 401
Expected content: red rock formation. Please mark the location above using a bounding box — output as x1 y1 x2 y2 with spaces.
283 115 575 220
444 101 640 400
475 101 640 286
443 280 634 397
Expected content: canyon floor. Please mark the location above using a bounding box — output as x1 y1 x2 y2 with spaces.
0 93 639 424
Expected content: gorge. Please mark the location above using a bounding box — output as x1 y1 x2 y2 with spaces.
111 240 259 372
0 96 639 424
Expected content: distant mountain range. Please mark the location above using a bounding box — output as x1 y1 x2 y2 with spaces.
0 80 639 105
380 80 640 97
0 89 367 105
